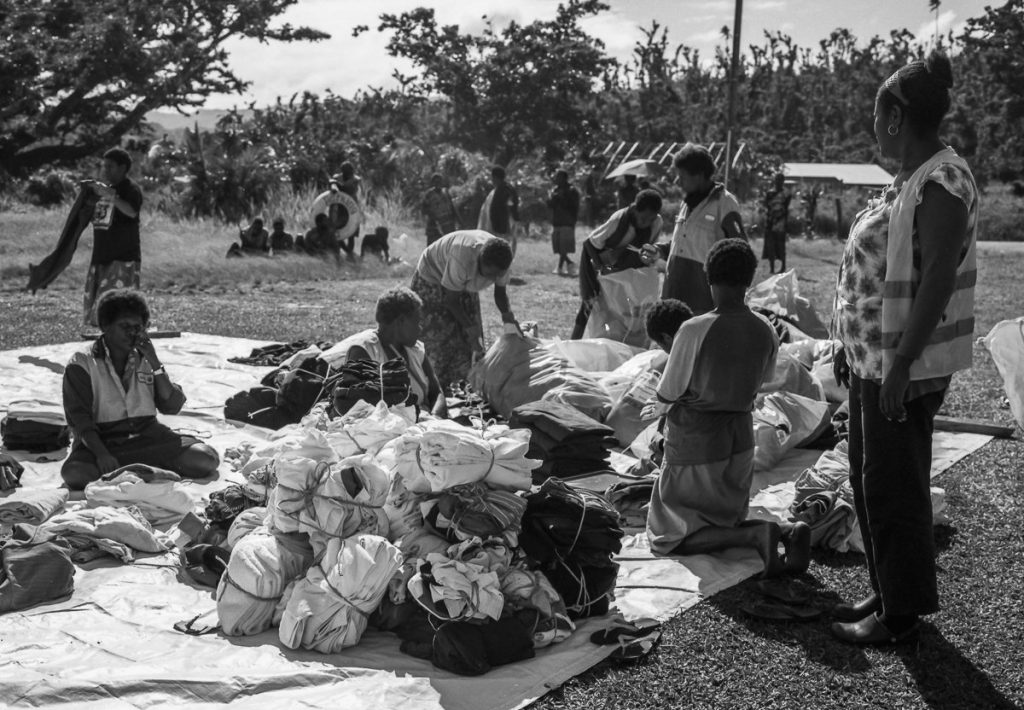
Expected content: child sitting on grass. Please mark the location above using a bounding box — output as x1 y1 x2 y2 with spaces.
643 239 810 576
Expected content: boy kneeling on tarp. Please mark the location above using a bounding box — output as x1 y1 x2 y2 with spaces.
642 239 810 576
62 289 219 490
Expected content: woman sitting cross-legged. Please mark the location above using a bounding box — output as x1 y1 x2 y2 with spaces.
61 289 219 490
319 286 447 417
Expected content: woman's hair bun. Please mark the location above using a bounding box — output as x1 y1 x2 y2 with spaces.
925 51 954 90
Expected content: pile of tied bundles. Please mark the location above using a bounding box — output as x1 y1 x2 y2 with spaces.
212 400 593 674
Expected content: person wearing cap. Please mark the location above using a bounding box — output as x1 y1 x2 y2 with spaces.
421 173 461 245
269 216 294 253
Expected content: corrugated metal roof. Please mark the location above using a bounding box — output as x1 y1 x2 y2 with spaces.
783 162 894 187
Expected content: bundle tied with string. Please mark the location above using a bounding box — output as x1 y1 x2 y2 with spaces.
318 400 416 459
421 482 527 546
407 537 511 623
382 419 540 496
215 525 315 636
267 454 390 558
332 358 411 416
278 534 403 653
518 478 623 619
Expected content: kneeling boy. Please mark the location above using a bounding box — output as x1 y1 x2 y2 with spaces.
644 239 809 575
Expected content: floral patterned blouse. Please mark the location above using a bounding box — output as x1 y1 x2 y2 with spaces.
834 162 978 382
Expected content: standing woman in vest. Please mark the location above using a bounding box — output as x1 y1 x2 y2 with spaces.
830 52 978 645
660 144 746 315
62 289 220 490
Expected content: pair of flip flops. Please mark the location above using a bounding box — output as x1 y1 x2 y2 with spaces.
180 544 230 589
740 580 821 622
590 617 663 661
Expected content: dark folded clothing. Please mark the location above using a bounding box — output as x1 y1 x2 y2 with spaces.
0 526 75 613
510 400 615 441
432 615 536 675
1 417 71 453
223 386 303 430
332 358 411 414
205 484 267 530
544 560 618 619
228 341 333 367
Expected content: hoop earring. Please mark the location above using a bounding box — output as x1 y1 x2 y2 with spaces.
887 124 899 137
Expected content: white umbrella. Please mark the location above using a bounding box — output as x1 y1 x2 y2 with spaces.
605 159 663 180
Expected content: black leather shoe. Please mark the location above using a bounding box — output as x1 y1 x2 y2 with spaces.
831 612 919 645
832 593 881 622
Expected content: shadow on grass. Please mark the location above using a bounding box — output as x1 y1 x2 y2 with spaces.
897 622 1019 710
705 581 873 673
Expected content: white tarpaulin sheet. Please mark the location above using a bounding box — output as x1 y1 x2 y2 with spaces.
0 334 993 709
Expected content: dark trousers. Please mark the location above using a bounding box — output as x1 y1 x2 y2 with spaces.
848 374 945 617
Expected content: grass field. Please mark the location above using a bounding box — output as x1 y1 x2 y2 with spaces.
1 207 1022 710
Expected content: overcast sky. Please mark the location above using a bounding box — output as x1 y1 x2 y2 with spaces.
202 0 989 109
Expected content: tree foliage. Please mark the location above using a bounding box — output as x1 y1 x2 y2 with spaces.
363 0 614 163
0 0 326 176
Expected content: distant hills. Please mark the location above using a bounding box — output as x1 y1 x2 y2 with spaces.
145 108 254 140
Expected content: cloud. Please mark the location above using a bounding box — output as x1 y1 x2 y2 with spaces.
915 9 957 40
749 0 787 10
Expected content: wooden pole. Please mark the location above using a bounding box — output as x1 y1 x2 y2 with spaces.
723 0 744 189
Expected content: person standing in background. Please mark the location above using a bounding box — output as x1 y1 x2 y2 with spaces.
478 165 520 251
82 148 143 328
421 173 461 245
761 172 793 274
616 174 639 209
659 144 747 315
547 169 581 276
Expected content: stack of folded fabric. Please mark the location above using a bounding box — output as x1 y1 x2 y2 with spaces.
84 464 194 527
215 524 315 636
278 534 403 653
421 483 527 546
500 567 575 648
332 358 411 415
407 539 511 623
1 401 70 453
519 478 623 619
205 484 267 532
0 489 69 526
267 453 390 557
789 441 860 553
509 401 617 482
313 400 415 459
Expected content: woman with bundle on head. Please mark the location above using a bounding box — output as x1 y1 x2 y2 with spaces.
830 52 979 645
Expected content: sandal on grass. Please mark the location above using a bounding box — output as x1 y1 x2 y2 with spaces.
740 600 822 622
751 579 811 606
607 628 662 662
589 617 661 645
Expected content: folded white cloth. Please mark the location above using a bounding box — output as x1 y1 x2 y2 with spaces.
35 505 171 562
268 454 390 558
4 400 67 426
384 419 539 494
225 507 268 550
0 488 68 525
216 525 314 636
279 534 402 653
304 400 415 458
85 465 194 527
408 542 506 622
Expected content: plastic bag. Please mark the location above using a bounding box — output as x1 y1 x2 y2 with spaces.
469 331 612 420
583 267 661 347
605 370 661 447
753 392 831 472
983 318 1024 429
759 350 826 402
747 270 829 339
542 338 640 373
